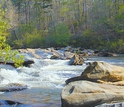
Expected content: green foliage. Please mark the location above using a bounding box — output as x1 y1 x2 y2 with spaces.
5 0 124 53
22 29 43 48
114 4 124 34
18 24 34 36
70 29 98 48
59 6 69 17
12 40 23 48
0 47 24 67
8 24 33 48
8 24 43 48
0 6 24 67
69 36 83 47
44 23 71 47
96 39 124 53
82 29 97 48
11 51 24 67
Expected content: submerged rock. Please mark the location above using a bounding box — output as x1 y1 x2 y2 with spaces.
61 81 124 107
0 100 22 105
0 83 28 92
0 100 32 107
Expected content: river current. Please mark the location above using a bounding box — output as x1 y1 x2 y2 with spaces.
0 53 124 107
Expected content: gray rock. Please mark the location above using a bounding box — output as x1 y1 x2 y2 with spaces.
69 54 84 65
61 81 124 107
64 52 74 59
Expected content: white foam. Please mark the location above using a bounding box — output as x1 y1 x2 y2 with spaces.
0 92 4 94
0 54 86 88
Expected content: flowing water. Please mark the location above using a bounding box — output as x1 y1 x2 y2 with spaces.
0 53 124 107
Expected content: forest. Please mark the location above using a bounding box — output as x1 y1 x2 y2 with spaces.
0 0 124 53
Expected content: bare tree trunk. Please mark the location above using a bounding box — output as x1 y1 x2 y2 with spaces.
12 30 19 40
28 1 30 24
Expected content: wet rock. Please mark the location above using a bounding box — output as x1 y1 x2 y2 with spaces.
50 49 75 60
18 49 28 53
26 48 42 59
66 61 124 85
50 48 65 59
0 100 22 106
23 60 34 67
0 59 34 68
0 100 32 106
50 54 60 59
98 52 117 57
61 46 72 51
0 83 28 92
64 52 74 59
71 47 82 53
69 54 84 65
81 49 89 56
61 81 124 107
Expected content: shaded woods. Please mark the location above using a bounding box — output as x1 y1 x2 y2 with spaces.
1 0 124 53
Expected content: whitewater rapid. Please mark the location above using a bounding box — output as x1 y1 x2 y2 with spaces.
0 53 124 88
0 57 86 88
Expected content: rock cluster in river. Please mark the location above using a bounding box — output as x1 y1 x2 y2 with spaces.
18 46 117 60
17 47 117 67
0 46 119 106
61 61 124 107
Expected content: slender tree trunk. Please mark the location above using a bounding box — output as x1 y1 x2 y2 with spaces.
12 30 19 40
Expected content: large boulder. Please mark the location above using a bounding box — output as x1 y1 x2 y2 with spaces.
66 61 124 85
61 80 124 107
69 54 84 65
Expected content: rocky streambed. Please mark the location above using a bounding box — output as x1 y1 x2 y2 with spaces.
0 47 124 107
